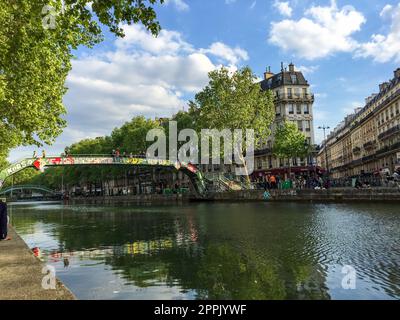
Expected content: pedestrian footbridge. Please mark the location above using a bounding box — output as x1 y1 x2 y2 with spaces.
0 185 56 196
0 155 208 197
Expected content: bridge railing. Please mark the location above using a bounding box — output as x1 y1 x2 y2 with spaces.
29 154 148 159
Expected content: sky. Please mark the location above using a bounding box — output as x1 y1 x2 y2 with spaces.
8 0 400 161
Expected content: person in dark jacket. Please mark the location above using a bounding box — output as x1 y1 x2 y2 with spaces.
0 198 9 241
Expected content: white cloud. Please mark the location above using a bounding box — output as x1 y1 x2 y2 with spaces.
249 1 257 10
355 3 400 63
201 42 249 65
273 1 293 17
296 65 319 75
342 101 363 115
225 0 236 4
115 24 193 54
8 25 248 161
380 4 392 19
165 0 189 11
269 0 366 60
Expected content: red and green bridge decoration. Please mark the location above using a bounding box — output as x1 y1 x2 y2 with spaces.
0 155 208 197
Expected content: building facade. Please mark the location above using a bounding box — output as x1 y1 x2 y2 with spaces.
253 63 317 176
317 68 400 179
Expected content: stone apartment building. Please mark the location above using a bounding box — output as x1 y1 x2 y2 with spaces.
317 68 400 179
253 63 316 176
199 63 317 178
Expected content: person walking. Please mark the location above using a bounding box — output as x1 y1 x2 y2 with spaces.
0 198 10 241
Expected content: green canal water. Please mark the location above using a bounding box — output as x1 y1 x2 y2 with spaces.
8 201 400 300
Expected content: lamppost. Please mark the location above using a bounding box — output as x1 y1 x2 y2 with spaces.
318 125 330 178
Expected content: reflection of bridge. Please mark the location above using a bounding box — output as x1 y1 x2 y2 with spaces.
0 155 208 197
0 185 56 196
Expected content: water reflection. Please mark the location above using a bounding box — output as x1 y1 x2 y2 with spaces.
10 202 400 300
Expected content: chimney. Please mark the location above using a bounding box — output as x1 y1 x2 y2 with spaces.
288 62 295 72
264 66 274 80
379 82 389 92
394 68 400 79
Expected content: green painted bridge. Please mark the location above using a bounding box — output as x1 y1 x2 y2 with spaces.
0 185 56 196
0 155 208 197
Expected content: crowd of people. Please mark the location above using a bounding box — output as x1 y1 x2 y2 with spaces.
111 149 146 162
252 173 330 191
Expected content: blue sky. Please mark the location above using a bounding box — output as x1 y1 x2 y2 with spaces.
9 0 400 160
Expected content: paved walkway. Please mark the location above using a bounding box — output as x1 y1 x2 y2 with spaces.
0 226 75 300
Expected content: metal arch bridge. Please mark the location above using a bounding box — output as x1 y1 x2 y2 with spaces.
0 155 208 197
0 185 56 196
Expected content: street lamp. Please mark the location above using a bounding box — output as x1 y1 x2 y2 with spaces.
318 125 330 178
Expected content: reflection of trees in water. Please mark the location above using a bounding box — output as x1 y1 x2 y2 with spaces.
12 204 334 299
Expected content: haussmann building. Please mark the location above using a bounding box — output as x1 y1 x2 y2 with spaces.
317 68 400 179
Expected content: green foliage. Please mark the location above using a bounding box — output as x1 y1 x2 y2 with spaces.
0 0 164 155
2 168 41 187
69 136 113 155
273 121 310 161
111 116 162 154
21 116 163 188
190 67 275 150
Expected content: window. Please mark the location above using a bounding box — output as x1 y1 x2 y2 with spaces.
303 104 310 114
297 120 303 131
291 74 297 83
275 106 281 116
287 88 293 98
302 88 307 98
305 121 311 132
296 104 302 114
288 104 294 114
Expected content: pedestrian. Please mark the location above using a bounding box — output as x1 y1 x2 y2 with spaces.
33 151 37 158
42 150 46 158
269 175 276 189
0 198 10 241
115 148 120 162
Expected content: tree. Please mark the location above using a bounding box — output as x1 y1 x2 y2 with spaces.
111 116 162 155
189 67 275 180
0 0 164 160
273 121 310 175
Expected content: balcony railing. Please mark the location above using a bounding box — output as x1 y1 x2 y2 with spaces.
375 141 400 156
274 93 314 101
378 125 400 141
254 148 272 156
363 140 377 149
352 147 361 153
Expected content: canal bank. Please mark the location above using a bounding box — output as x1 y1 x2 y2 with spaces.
0 226 75 300
208 188 400 202
66 188 400 203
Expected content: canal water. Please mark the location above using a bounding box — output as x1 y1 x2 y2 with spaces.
8 201 400 300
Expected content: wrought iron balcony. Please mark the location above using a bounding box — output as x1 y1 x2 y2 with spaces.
378 124 400 141
363 140 377 149
376 141 400 156
352 147 361 154
254 148 272 156
274 93 314 101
